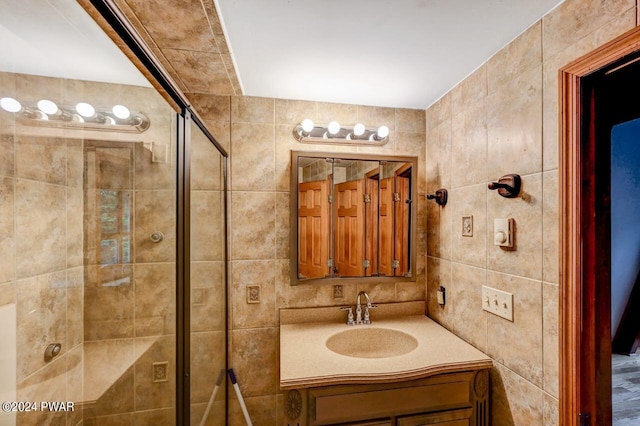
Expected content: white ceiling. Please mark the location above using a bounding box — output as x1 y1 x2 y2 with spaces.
0 0 149 87
216 0 564 109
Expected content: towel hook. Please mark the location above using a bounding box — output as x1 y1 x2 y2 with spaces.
488 174 521 198
426 188 448 206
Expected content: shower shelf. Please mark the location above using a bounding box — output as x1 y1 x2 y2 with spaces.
82 338 157 404
17 337 158 408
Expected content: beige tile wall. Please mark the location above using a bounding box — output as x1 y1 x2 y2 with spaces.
192 94 427 424
112 0 241 96
425 1 638 424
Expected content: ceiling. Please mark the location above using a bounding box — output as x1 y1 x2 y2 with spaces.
216 0 564 109
1 0 565 111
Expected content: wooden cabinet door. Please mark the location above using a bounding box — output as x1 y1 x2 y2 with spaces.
379 176 394 276
394 175 410 276
364 177 379 276
381 174 411 277
298 179 330 279
334 179 364 276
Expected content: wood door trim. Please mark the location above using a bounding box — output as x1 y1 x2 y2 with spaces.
560 26 640 426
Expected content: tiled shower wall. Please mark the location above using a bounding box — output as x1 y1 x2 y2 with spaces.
191 94 427 424
0 130 84 426
425 0 639 424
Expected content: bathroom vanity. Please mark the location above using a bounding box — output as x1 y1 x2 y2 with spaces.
279 302 492 426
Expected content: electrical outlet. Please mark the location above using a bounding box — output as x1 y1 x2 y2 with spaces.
246 285 260 304
333 285 344 299
482 285 513 321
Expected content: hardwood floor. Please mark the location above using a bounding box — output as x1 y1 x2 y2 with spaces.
612 348 640 425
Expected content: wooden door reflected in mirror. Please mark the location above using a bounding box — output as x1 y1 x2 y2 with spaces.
291 152 417 285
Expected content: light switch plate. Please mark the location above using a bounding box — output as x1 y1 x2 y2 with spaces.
494 218 514 247
482 285 513 321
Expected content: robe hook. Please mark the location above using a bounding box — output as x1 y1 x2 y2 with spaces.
426 188 448 206
488 174 521 198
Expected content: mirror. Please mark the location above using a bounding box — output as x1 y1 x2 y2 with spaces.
291 151 417 285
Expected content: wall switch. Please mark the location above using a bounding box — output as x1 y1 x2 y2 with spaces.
437 286 446 306
482 285 513 321
494 218 514 248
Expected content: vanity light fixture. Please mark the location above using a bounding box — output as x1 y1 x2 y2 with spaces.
0 97 150 133
75 102 96 118
293 119 390 146
37 99 76 121
36 99 59 115
375 125 389 140
327 121 341 136
0 97 22 113
112 104 131 120
1 96 47 120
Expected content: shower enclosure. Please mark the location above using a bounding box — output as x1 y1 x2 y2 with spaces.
0 1 228 425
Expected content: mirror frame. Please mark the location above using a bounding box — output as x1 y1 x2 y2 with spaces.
290 151 418 286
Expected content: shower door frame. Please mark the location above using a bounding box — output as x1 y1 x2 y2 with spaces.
82 0 230 424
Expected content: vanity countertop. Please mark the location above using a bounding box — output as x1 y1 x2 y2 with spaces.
279 301 492 390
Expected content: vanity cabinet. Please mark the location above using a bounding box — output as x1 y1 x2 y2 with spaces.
282 370 489 426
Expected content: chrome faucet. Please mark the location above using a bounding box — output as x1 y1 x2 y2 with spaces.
356 291 373 324
339 291 377 325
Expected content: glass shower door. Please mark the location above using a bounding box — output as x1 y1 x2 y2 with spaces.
0 2 180 424
189 119 227 425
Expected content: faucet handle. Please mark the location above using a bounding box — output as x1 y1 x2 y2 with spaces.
340 306 355 326
363 304 377 324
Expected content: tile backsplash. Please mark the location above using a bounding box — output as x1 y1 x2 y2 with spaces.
193 94 427 423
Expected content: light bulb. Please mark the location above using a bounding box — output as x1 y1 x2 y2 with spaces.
353 123 365 136
76 102 95 118
328 121 340 135
0 97 22 113
37 99 59 115
376 125 390 139
301 118 314 133
112 104 130 119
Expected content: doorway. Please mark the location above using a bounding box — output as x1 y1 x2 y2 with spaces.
582 49 640 426
560 27 640 426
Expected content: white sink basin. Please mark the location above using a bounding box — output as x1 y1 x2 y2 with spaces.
326 327 418 359
280 303 494 389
